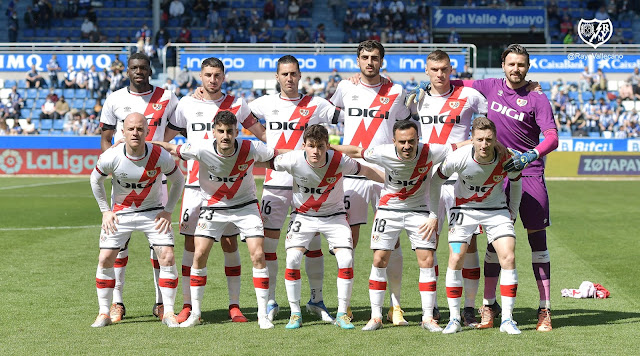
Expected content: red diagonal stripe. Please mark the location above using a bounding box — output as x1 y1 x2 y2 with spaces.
296 151 343 213
379 144 433 206
114 145 163 212
349 83 398 148
207 140 255 206
143 88 169 140
429 86 468 144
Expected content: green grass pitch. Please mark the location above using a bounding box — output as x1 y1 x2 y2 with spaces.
1 177 639 355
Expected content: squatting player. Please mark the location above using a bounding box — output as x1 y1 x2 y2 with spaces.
164 57 267 323
267 124 384 330
330 40 412 324
90 113 185 327
249 55 342 323
333 120 463 332
99 52 180 322
427 116 523 335
153 110 276 329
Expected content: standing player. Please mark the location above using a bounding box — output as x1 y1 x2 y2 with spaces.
409 44 558 331
329 40 412 324
268 124 384 329
249 55 341 322
164 57 267 324
152 110 275 329
332 120 462 332
427 117 523 335
90 113 185 327
411 50 488 326
99 52 180 323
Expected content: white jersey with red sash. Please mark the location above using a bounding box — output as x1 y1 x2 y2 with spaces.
273 150 360 216
169 94 255 188
363 142 452 211
94 143 178 214
100 86 179 142
250 93 337 188
177 139 275 208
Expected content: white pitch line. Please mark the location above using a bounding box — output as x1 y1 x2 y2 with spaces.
0 180 82 191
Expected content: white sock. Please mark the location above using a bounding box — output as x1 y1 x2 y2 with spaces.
96 267 115 315
224 251 241 306
446 269 463 321
159 265 178 315
500 269 518 322
368 265 387 319
181 250 194 306
306 233 324 303
335 249 354 314
387 246 403 308
253 267 269 319
150 248 162 304
419 267 436 321
190 267 207 317
112 249 128 304
264 237 279 302
285 249 303 314
463 250 480 309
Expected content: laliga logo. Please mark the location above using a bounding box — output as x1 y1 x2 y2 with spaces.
578 18 613 49
0 150 23 174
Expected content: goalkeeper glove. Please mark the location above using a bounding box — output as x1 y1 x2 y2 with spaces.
404 81 429 107
503 148 538 172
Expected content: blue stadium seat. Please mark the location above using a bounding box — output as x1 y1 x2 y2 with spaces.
31 118 40 128
581 92 593 101
241 80 253 89
72 98 85 108
27 89 38 99
18 79 28 89
75 90 87 99
595 91 607 100
63 89 75 98
540 81 551 91
38 88 49 98
85 98 97 108
274 19 286 28
35 98 46 107
23 29 34 38
40 119 53 131
559 131 571 138
53 120 65 130
30 108 42 118
25 98 35 107
588 132 601 137
568 91 579 101
3 79 16 88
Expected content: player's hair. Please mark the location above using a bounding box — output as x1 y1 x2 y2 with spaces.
471 116 496 135
427 49 451 63
128 52 151 67
392 119 418 135
213 110 237 127
357 40 385 59
501 44 530 65
303 124 329 144
201 57 225 72
277 55 300 73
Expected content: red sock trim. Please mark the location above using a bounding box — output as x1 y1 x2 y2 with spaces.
369 279 387 290
338 267 353 279
446 286 463 298
159 278 178 288
500 284 518 297
285 268 301 280
265 252 277 261
150 258 160 269
182 265 191 277
225 265 241 277
462 267 481 280
190 275 207 286
114 257 128 268
306 249 323 258
253 277 269 289
96 278 115 289
419 281 437 292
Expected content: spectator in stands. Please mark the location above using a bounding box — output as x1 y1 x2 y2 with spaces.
282 24 296 43
26 65 46 89
288 0 300 20
176 26 192 43
404 28 418 43
24 6 36 29
81 113 100 135
54 0 65 19
10 120 23 135
328 0 341 25
108 68 125 93
406 0 419 20
206 7 220 30
136 24 151 41
40 0 53 29
356 7 370 27
0 103 7 120
418 21 430 43
314 24 327 44
343 9 355 32
571 109 587 136
23 117 38 135
579 66 593 93
381 68 392 82
448 27 460 44
80 17 96 40
274 0 287 19
0 119 9 135
459 64 473 79
310 77 325 97
169 0 184 19
392 29 403 43
595 6 609 20
618 0 634 22
627 68 640 96
591 68 607 94
209 28 224 43
162 78 177 92
143 37 155 59
8 10 18 43
66 0 78 17
175 66 197 89
110 54 125 73
584 113 602 135
296 25 310 43
298 0 312 17
405 76 418 90
552 88 569 113
54 95 70 120
192 0 208 26
47 55 61 88
325 76 338 99
547 0 560 22
600 108 617 132
40 94 56 120
555 111 571 134
264 0 275 26
75 68 87 89
7 86 24 119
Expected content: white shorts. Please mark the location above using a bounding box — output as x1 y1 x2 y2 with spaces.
99 209 175 249
370 209 437 251
194 201 264 242
438 182 482 236
344 177 382 226
447 207 515 245
260 186 293 230
180 187 239 237
285 213 353 251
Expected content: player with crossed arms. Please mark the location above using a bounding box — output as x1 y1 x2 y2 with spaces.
99 52 180 323
333 119 468 331
264 124 384 329
165 57 267 324
90 113 185 327
249 55 343 323
153 110 277 329
330 40 412 325
426 116 523 335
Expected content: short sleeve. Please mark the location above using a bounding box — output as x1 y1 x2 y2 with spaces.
177 142 200 161
428 143 453 166
470 89 488 114
329 81 347 108
362 146 382 166
237 97 257 128
251 141 276 162
248 96 267 120
471 78 494 97
159 149 178 175
389 87 411 121
342 155 360 175
273 151 295 174
165 91 181 129
95 149 115 176
315 98 337 125
170 98 188 130
100 96 117 130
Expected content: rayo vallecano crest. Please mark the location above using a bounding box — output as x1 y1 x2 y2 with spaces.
379 97 390 105
578 18 613 49
326 177 336 184
237 164 248 171
299 108 309 116
152 103 163 111
449 101 460 109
